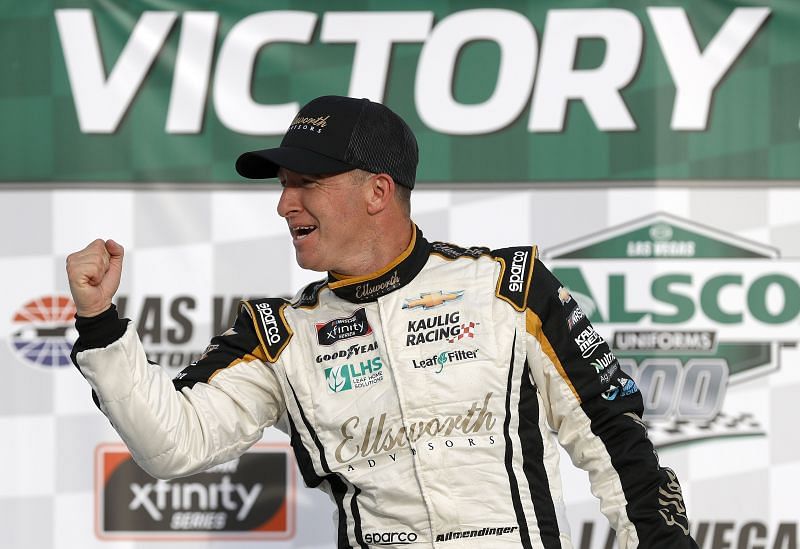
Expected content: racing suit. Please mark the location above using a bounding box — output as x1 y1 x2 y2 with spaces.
72 226 697 548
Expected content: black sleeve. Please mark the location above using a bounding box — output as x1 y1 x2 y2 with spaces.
171 308 265 391
70 305 130 409
527 258 698 548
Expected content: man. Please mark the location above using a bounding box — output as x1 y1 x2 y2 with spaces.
68 95 698 548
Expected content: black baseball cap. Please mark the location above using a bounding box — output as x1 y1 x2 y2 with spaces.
236 95 419 189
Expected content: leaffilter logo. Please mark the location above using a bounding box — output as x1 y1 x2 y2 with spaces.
10 295 77 369
544 213 799 447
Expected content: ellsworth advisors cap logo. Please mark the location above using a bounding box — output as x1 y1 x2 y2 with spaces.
543 212 800 448
10 295 77 369
96 444 295 541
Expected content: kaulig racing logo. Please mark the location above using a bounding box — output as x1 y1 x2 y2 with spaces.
543 213 799 447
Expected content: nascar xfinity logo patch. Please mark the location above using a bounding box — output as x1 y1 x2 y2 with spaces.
316 308 372 346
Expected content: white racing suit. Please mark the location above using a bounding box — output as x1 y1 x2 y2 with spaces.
72 226 698 548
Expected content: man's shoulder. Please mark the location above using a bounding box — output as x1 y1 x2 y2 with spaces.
427 240 538 311
239 297 294 363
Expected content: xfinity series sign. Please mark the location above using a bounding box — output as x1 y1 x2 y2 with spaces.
95 444 295 540
543 213 799 447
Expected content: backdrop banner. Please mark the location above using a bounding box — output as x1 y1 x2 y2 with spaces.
1 0 800 183
1 188 798 548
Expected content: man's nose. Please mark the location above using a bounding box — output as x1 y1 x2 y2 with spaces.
277 186 300 218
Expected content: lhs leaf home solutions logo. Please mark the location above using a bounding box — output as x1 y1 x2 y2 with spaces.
10 295 77 369
543 212 800 448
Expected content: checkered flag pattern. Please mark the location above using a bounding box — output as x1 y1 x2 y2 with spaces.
1 188 800 548
448 321 477 343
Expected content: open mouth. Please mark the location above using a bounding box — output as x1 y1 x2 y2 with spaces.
291 225 317 240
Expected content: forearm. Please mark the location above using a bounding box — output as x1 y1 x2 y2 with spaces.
72 310 275 479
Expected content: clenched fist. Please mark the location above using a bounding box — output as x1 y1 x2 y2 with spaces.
66 239 124 318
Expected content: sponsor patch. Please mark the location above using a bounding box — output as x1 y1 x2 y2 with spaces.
334 393 497 464
601 376 639 401
411 349 478 373
430 241 488 260
575 325 604 358
493 246 534 310
364 531 419 545
436 526 519 542
315 341 378 364
567 304 586 331
590 351 617 373
403 290 464 310
316 308 372 346
405 311 479 346
354 271 401 301
324 356 384 393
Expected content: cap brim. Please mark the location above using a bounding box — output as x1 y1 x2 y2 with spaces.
235 147 355 179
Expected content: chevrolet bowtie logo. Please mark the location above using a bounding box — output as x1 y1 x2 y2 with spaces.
403 290 464 310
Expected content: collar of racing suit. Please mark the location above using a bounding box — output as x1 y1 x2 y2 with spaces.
326 224 431 303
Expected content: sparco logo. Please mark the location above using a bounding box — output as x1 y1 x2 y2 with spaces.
544 212 799 447
364 531 419 545
316 308 372 346
508 250 529 293
354 271 400 300
255 302 281 345
96 445 293 540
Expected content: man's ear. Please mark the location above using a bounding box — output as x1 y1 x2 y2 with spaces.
365 173 395 215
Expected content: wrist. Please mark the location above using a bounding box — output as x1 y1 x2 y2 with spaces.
76 303 113 319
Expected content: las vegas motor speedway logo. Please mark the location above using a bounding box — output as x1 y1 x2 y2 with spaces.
8 294 252 370
542 213 800 448
10 295 78 369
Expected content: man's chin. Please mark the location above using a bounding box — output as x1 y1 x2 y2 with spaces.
294 252 327 273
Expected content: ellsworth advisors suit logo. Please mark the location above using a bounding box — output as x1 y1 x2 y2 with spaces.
543 213 799 447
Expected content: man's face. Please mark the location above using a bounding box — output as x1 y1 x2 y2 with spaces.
276 168 370 273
